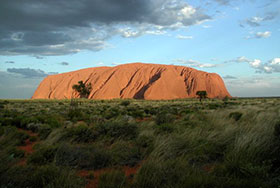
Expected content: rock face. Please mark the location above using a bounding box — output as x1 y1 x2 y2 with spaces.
32 63 231 100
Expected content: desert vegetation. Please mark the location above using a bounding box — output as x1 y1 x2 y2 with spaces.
0 97 280 187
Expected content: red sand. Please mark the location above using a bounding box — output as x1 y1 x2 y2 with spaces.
32 63 231 100
78 164 141 188
17 129 39 166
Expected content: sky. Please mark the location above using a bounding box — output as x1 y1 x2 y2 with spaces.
0 0 280 99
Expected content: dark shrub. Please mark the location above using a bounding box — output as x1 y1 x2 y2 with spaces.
0 165 84 188
229 112 243 121
208 103 222 110
154 123 174 134
127 106 144 119
0 127 4 136
65 125 97 143
0 117 13 126
274 121 280 138
98 170 126 188
110 141 141 166
134 159 188 188
155 112 175 125
21 116 40 129
104 107 120 119
8 147 25 158
27 146 57 165
144 106 157 115
95 120 138 140
120 100 130 107
44 115 63 128
29 136 37 142
68 108 84 121
55 144 111 170
15 131 29 146
38 124 52 140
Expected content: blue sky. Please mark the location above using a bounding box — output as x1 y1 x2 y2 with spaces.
0 0 280 98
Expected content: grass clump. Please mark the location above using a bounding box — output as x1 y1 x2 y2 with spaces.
27 146 57 165
229 112 243 121
64 124 97 143
0 165 85 188
55 144 111 170
98 170 127 188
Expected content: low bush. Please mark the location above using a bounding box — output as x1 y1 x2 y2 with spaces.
27 146 57 165
134 159 188 188
0 165 85 188
154 123 174 134
38 124 52 140
126 106 144 119
274 121 280 138
55 144 111 170
7 147 25 158
120 100 130 107
98 170 127 188
110 141 141 166
29 136 37 142
154 112 175 125
68 108 84 121
95 120 138 140
64 124 97 143
229 112 243 121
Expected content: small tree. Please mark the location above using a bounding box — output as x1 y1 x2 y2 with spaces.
72 81 92 99
196 90 207 102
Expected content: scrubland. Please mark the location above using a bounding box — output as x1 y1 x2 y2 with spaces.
0 97 280 188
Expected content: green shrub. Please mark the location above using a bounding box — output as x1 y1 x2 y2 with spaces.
29 136 37 142
0 127 4 136
8 147 25 158
27 146 57 165
110 141 141 166
134 159 188 188
136 135 154 157
155 112 175 125
98 170 126 188
144 106 157 115
38 124 52 140
68 108 84 121
15 131 29 146
64 125 97 143
0 165 85 188
21 116 40 129
229 112 243 121
154 123 174 134
95 120 138 140
120 100 130 107
208 103 222 109
104 107 121 119
127 106 144 119
55 144 111 170
274 121 280 138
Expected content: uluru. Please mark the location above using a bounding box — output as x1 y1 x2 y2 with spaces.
32 63 231 100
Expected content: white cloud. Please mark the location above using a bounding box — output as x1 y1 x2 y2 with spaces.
224 56 250 63
246 16 264 26
176 35 193 39
255 31 271 38
245 31 271 39
95 62 104 66
226 56 280 73
176 59 217 68
249 59 261 68
202 25 212 29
